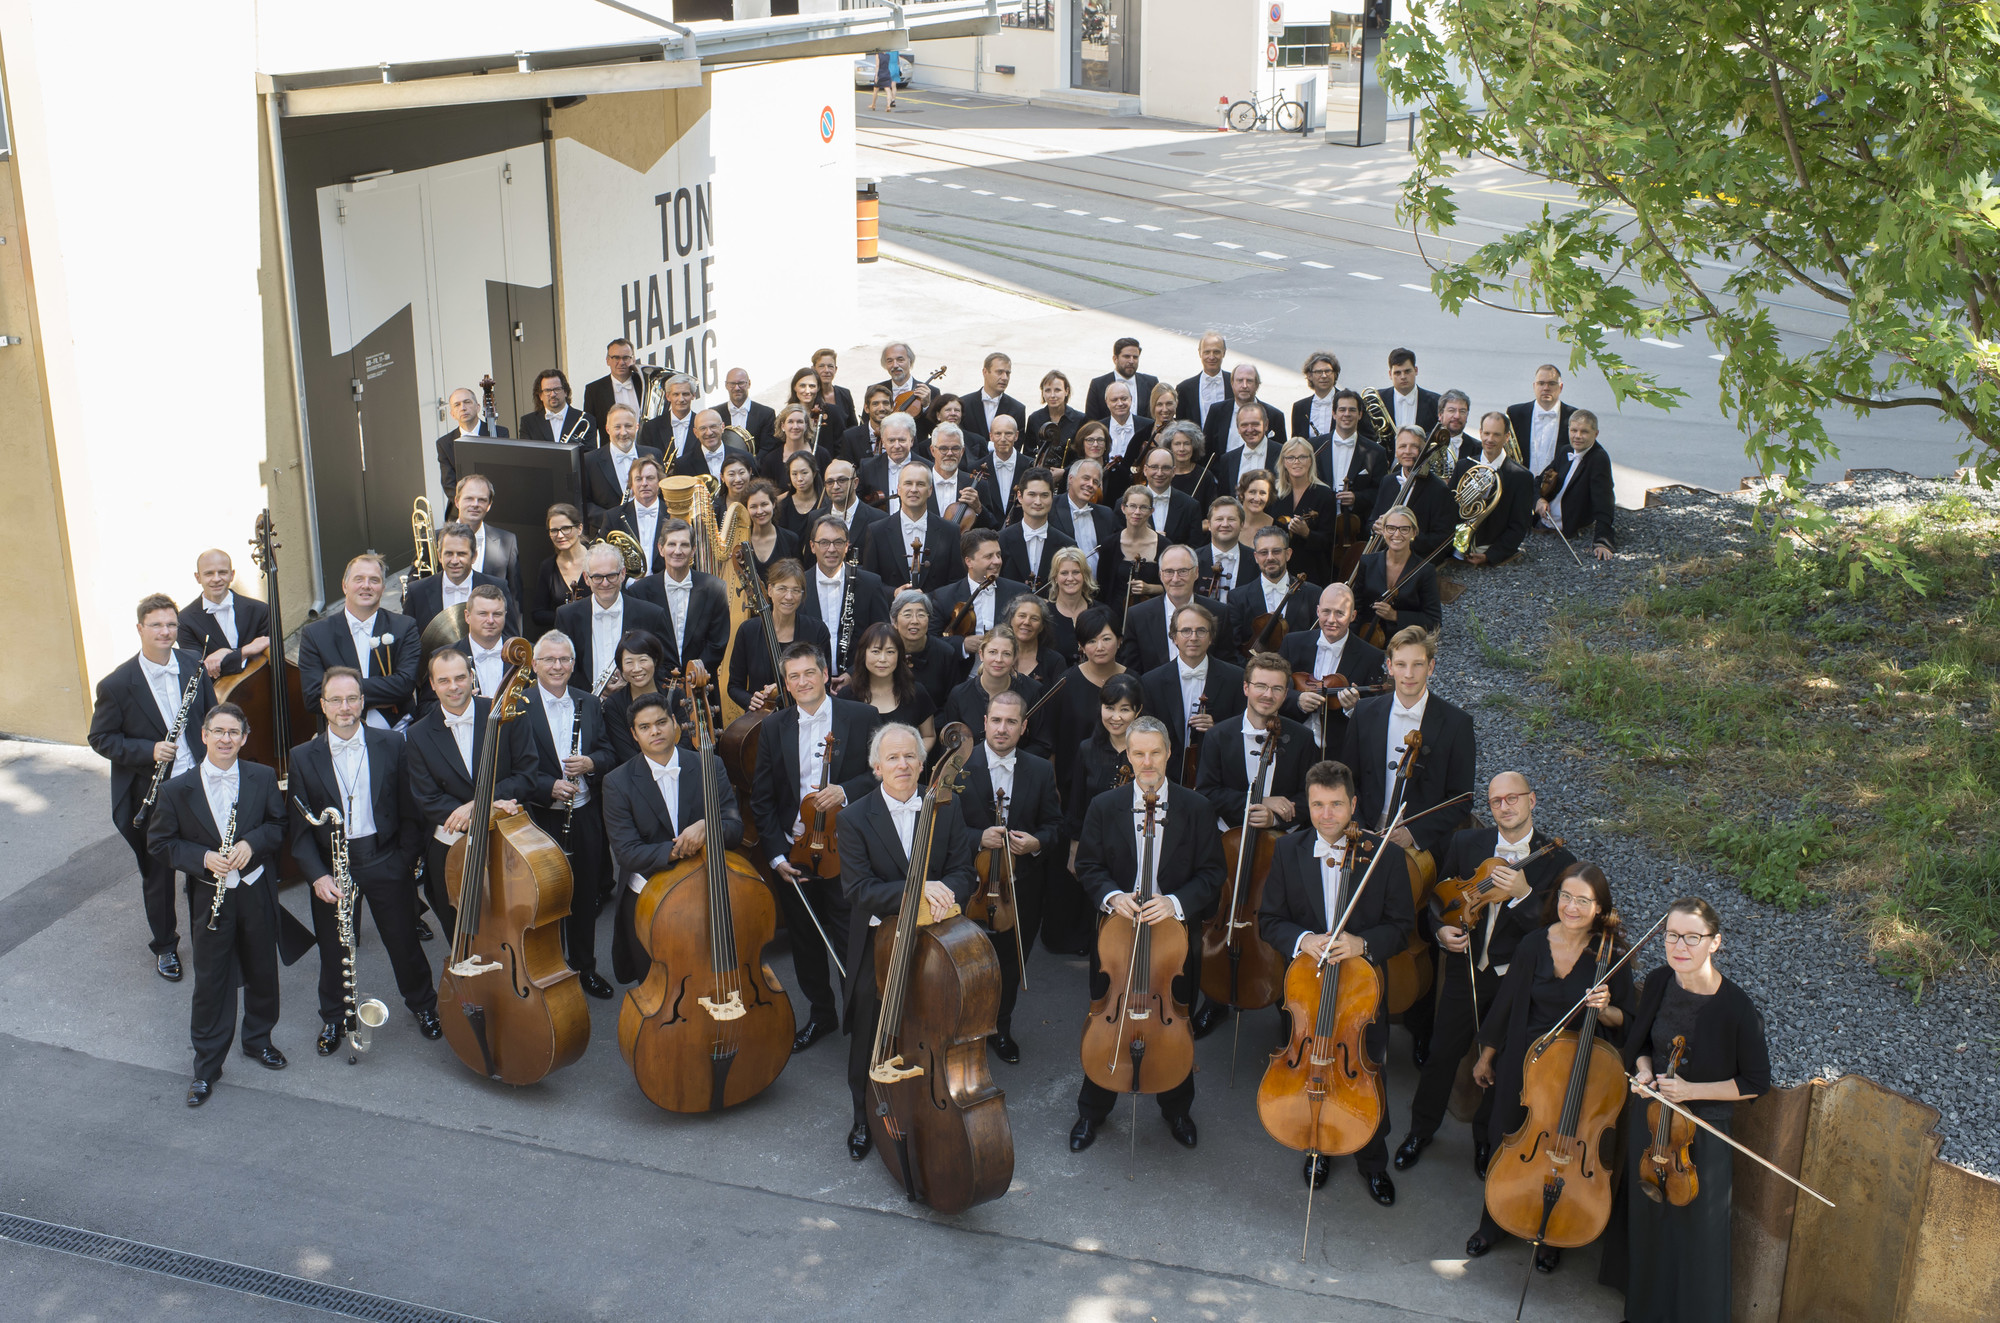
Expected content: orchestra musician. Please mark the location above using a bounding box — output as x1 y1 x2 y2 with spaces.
629 519 732 677
1203 363 1289 456
1119 546 1234 674
435 385 509 512
1536 409 1617 561
728 559 830 711
857 413 927 514
752 642 881 1052
521 632 617 1000
601 632 672 768
1195 496 1247 597
1049 459 1118 581
836 721 976 1160
533 505 590 634
1137 442 1203 547
798 514 892 675
812 348 857 437
1315 387 1388 500
451 474 525 607
1085 336 1159 422
1355 506 1444 637
838 384 896 465
640 373 697 456
955 690 1061 1063
1099 382 1153 498
1395 773 1575 1176
443 584 517 705
719 366 777 448
861 464 962 594
1507 364 1579 478
938 627 1053 758
582 338 644 432
1226 525 1320 656
1175 330 1231 426
997 467 1074 589
1433 389 1473 464
1069 715 1223 1152
405 521 520 640
1450 412 1537 567
554 544 673 699
929 529 1027 656
297 554 419 729
1369 428 1458 565
178 549 271 680
1360 348 1442 443
673 409 754 483
1045 547 1098 660
600 453 668 576
973 416 1028 529
818 460 889 549
1290 349 1341 440
1281 583 1385 754
1137 602 1246 784
892 592 967 711
927 425 990 528
1025 369 1085 458
1256 758 1414 1198
871 342 933 419
1165 415 1217 510
519 368 601 452
89 593 218 980
844 622 939 750
288 667 440 1056
1056 671 1143 957
959 351 1027 448
147 703 291 1107
1214 406 1282 500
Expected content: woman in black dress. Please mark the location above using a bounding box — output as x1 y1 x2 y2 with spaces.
1165 420 1218 512
1045 547 1097 661
1046 605 1127 810
1355 505 1442 638
1605 897 1769 1323
1025 369 1084 469
776 446 824 541
1268 438 1338 584
1005 594 1067 687
600 630 672 768
1466 862 1635 1272
843 621 937 754
742 479 802 580
726 558 829 712
893 590 966 712
938 627 1051 757
1097 485 1164 630
532 502 592 633
1048 671 1143 955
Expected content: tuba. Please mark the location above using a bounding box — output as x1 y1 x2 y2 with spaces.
410 496 440 580
636 365 673 420
1451 462 1504 554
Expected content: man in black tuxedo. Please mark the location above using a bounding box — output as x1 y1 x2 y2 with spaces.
819 460 889 551
1360 347 1441 445
297 554 419 728
582 338 644 431
288 668 438 1057
1138 601 1247 783
1291 349 1343 442
1451 410 1536 567
1315 388 1390 505
405 522 520 640
600 453 669 578
518 368 600 451
1196 495 1247 597
929 529 1027 658
1202 363 1288 456
404 649 538 929
838 384 896 465
1070 716 1223 1151
1135 446 1202 547
555 544 673 697
673 409 754 482
1434 388 1475 465
1341 625 1477 876
956 691 1061 1063
436 385 509 515
926 425 989 527
1534 409 1616 560
1257 759 1414 1200
629 519 731 675
1098 381 1153 506
90 593 218 978
1506 363 1578 478
1175 330 1231 425
959 352 1027 447
857 414 930 515
639 373 697 457
754 643 882 1054
1227 524 1320 655
1049 459 1119 581
148 703 293 1106
1085 336 1159 422
521 633 617 999
868 341 935 420
1120 546 1235 674
997 467 1072 588
797 515 892 674
1214 403 1282 499
1281 584 1385 754
602 693 746 984
179 549 271 681
582 404 664 534
451 474 524 606
974 416 1028 526
440 586 518 711
1368 428 1459 566
1396 772 1575 1177
718 366 777 448
862 465 962 593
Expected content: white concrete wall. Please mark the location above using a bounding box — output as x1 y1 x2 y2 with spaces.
1139 0 1263 127
912 27 1062 98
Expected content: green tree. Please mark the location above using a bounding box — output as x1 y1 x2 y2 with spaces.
1382 0 2000 534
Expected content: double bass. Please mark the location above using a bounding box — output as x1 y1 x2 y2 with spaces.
439 638 590 1084
216 512 313 788
619 662 792 1112
717 541 788 849
864 723 1013 1212
1199 726 1287 1067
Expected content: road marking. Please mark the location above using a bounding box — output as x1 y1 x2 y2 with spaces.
1001 196 1024 202
1640 336 1684 349
1302 261 1333 269
1400 283 1430 292
972 189 994 195
1709 353 1727 361
1324 196 1365 205
943 183 965 190
1257 250 1288 259
1100 216 1125 223
1214 241 1244 249
1033 202 1057 208
1065 208 1091 215
1349 271 1382 280
1174 232 1203 239
1135 224 1162 231
916 178 937 183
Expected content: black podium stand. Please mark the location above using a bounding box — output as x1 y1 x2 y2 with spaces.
456 438 582 625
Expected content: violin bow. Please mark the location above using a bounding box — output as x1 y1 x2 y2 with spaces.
1317 803 1406 961
1627 1080 1835 1208
1355 789 1474 837
1529 911 1669 1055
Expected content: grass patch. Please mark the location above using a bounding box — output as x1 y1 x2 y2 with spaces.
1466 608 1537 671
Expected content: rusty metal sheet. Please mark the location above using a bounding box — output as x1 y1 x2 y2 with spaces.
1731 1080 1816 1321
1779 1074 1941 1323
1904 1160 2000 1323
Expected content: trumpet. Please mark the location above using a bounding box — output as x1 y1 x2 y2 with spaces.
410 496 439 580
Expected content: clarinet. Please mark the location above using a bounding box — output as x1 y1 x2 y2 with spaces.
135 666 204 828
838 563 857 672
293 798 358 1038
559 717 584 845
204 805 239 931
591 655 619 698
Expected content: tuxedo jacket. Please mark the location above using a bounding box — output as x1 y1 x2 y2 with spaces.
601 748 746 881
836 785 979 991
1314 434 1391 503
1215 437 1283 499
1354 552 1441 637
837 421 885 466
581 373 642 431
297 610 420 722
600 499 670 576
88 649 217 831
1194 543 1248 597
970 464 1021 528
997 521 1074 588
1359 386 1441 444
553 594 674 696
1202 397 1289 454
1025 405 1086 458
1540 441 1617 549
1257 828 1412 981
1048 499 1120 563
519 685 616 810
1290 394 1336 443
1097 418 1155 503
1193 714 1318 828
147 760 289 916
403 698 539 828
1430 826 1577 964
1117 593 1236 674
749 696 881 858
1506 400 1579 472
861 511 962 593
1226 576 1321 656
857 454 942 516
1142 484 1203 548
627 569 732 674
581 443 665 532
794 564 892 673
1449 455 1536 564
1277 629 1384 753
1137 657 1248 783
467 525 524 607
403 571 520 640
1340 690 1477 858
176 595 272 678
1084 371 1160 422
1174 372 1228 425
956 745 1063 889
722 401 777 446
435 421 508 509
938 675 1053 758
286 727 421 879
1074 780 1223 917
519 406 601 452
956 390 1026 441
639 411 694 457
1368 470 1458 565
927 576 1030 640
820 499 889 554
671 439 755 482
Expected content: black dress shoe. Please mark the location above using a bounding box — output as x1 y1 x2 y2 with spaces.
1364 1171 1396 1206
1303 1154 1331 1189
1190 1002 1227 1040
1473 1141 1493 1179
1068 1116 1099 1152
243 1045 287 1071
1167 1114 1199 1149
316 1022 343 1056
847 1121 872 1161
1534 1245 1561 1274
1465 1230 1499 1259
186 1078 212 1107
579 971 615 1000
415 1009 443 1040
414 918 434 942
792 1018 835 1053
1394 1133 1429 1170
1411 1035 1432 1068
989 1033 1020 1064
156 951 183 982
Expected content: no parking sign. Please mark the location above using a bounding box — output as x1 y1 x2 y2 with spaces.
820 105 836 143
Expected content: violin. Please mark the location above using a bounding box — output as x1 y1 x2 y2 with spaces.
1482 929 1625 1251
942 466 988 532
1292 668 1389 756
1355 536 1456 650
965 789 1026 988
1430 837 1567 931
944 574 997 637
1201 727 1288 1035
787 732 843 879
1080 789 1195 1103
1181 693 1209 786
908 536 931 589
865 723 1014 1212
1640 1035 1699 1206
1245 574 1308 653
439 638 590 1084
1331 476 1365 581
895 366 948 414
620 662 793 1112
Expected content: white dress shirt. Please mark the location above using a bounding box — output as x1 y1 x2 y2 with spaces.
631 748 683 893
1019 522 1048 582
728 401 753 429
786 700 835 846
980 391 1003 429
632 498 661 571
545 408 569 439
590 599 625 690
699 443 726 478
1177 656 1209 735
898 511 929 571
468 641 505 698
539 686 589 807
813 568 848 664
992 453 1017 511
611 375 639 418
1301 831 1349 956
985 744 1018 805
1240 720 1278 796
435 705 478 843
201 759 262 888
326 729 378 840
1528 407 1562 475
657 570 693 658
1197 371 1226 419
1383 689 1429 821
1308 392 1334 437
1326 432 1359 488
1067 502 1100 572
1313 632 1351 683
1544 448 1586 529
1106 782 1183 920
139 653 198 777
1148 485 1174 533
201 592 239 648
441 573 474 613
609 443 637 499
669 412 693 451
964 576 998 634
1107 416 1135 459
1259 574 1289 614
472 522 492 576
1392 388 1418 430
1479 825 1536 973
875 790 927 927
344 608 393 729
1207 544 1241 593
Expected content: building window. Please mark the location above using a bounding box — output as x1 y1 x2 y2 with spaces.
1001 0 1055 29
1275 24 1332 68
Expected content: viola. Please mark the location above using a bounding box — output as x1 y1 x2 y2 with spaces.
965 789 1026 986
942 466 988 532
1331 477 1365 581
1079 789 1194 1101
788 732 844 879
1244 574 1309 653
1430 837 1567 931
1640 1035 1699 1207
1200 726 1287 1027
895 365 948 414
944 574 997 637
619 663 792 1112
439 638 589 1084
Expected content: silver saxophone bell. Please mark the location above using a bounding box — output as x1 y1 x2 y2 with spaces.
350 998 390 1055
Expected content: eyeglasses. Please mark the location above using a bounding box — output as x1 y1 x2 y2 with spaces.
1662 931 1715 947
1174 625 1212 639
586 572 624 584
1382 525 1416 536
549 525 579 537
1555 893 1597 910
1247 682 1287 697
1487 792 1531 808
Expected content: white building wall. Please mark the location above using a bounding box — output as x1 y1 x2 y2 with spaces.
1140 0 1263 126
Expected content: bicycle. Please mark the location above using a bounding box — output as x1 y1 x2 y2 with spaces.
1226 90 1308 134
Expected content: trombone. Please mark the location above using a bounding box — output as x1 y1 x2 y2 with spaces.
410 496 440 580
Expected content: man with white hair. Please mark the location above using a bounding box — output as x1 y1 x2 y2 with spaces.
640 372 699 455
871 341 931 417
861 462 961 593
521 631 616 1000
857 412 928 514
553 543 672 700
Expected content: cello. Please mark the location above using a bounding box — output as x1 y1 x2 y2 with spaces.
1639 1035 1699 1206
1200 725 1287 1074
717 541 788 850
218 511 313 788
439 638 590 1084
619 662 792 1112
865 723 1014 1212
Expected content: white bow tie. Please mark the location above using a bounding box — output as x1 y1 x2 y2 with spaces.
594 606 620 619
443 710 476 729
989 755 1016 773
202 598 230 615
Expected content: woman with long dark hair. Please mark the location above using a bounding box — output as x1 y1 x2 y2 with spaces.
843 621 937 753
1045 671 1144 955
1006 594 1067 686
601 629 672 767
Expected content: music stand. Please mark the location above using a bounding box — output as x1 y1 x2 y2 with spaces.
457 438 583 612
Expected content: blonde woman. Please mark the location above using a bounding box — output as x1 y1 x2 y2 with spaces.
1268 437 1337 582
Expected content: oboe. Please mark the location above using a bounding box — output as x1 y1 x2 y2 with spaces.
135 667 204 827
204 805 239 931
559 717 584 845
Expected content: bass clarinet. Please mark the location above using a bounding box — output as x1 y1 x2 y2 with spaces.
292 798 389 1062
135 667 204 827
204 805 239 931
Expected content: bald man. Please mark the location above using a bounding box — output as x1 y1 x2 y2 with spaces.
179 550 273 680
1279 583 1385 753
671 407 754 482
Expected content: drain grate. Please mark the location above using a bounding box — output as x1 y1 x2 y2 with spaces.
0 1212 496 1323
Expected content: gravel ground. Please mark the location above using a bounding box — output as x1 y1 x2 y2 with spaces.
1435 469 2000 1176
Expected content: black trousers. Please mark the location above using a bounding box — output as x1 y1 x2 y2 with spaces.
308 837 436 1024
982 865 1045 1035
419 836 457 935
612 882 649 986
1038 866 1094 956
532 802 607 975
1407 949 1499 1145
1076 914 1200 1122
120 816 182 953
187 875 279 1082
847 935 881 1120
776 867 852 1026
